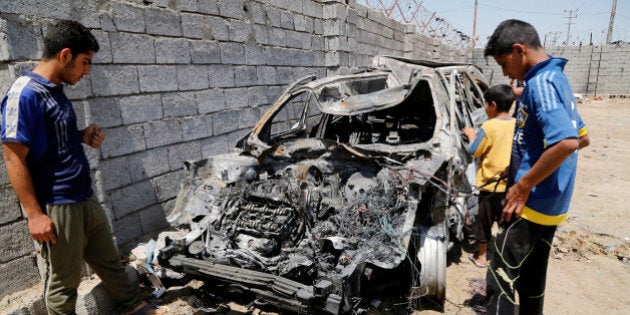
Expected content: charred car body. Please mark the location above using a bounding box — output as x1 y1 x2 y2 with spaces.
154 56 488 313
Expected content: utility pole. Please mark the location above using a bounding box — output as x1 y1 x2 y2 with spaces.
552 32 562 46
564 9 578 45
606 0 617 43
471 0 478 50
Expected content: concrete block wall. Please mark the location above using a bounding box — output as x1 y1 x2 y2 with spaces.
472 43 630 97
0 0 465 300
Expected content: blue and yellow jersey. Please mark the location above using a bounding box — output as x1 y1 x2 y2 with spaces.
512 57 585 226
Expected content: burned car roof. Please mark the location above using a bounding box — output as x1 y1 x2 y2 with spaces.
146 55 489 314
281 55 485 117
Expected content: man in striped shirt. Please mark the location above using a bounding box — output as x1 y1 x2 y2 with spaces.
1 20 165 315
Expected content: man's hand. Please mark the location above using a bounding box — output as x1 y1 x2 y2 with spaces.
27 212 57 244
81 124 105 148
510 79 524 98
502 180 530 222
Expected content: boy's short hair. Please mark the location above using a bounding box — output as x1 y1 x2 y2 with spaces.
484 84 514 113
42 19 99 59
484 19 542 57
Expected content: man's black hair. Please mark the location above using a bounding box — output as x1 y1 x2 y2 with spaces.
484 84 514 113
484 19 542 57
42 19 99 59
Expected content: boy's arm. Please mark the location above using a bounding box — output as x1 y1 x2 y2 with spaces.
577 123 589 149
577 115 589 150
501 137 579 222
2 142 57 244
464 126 489 157
462 127 477 143
579 134 590 149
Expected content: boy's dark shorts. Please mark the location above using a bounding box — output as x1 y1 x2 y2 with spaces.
476 191 505 243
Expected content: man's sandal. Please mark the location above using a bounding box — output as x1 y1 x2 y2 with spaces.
468 254 488 268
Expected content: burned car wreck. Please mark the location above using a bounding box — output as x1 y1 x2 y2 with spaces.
150 56 488 313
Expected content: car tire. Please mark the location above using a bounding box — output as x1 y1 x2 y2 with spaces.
417 219 448 306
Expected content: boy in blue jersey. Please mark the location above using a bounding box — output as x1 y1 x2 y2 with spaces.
462 84 515 268
483 19 589 314
1 20 165 314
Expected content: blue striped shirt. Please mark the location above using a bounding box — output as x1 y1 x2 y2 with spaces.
512 57 581 225
1 71 92 207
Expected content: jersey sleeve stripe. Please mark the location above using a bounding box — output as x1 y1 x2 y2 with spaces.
4 76 32 139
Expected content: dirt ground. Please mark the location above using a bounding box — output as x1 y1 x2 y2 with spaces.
1 99 628 314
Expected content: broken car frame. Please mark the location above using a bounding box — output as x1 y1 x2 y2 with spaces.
143 56 489 314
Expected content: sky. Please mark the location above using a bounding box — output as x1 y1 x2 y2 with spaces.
420 0 630 47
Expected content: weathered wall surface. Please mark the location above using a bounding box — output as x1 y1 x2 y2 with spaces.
0 0 466 298
472 43 630 97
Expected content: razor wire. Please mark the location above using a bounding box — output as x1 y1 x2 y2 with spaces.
356 0 472 51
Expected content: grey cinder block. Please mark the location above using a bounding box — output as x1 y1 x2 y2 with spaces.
220 42 246 65
0 255 40 300
97 157 132 191
110 33 155 64
162 91 198 118
177 65 209 90
112 3 145 33
156 38 192 64
212 110 240 135
120 94 163 125
0 221 35 264
181 116 212 141
138 65 178 93
100 124 146 159
110 180 157 219
152 169 185 201
234 65 258 87
143 119 183 149
196 88 227 114
218 0 245 19
191 40 221 64
208 64 236 87
208 16 230 41
90 65 140 96
145 7 182 36
181 13 206 39
127 147 170 182
201 134 230 158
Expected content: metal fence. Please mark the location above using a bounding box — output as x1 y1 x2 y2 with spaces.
356 0 472 50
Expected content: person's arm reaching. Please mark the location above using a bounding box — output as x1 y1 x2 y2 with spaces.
501 137 579 222
2 142 57 244
462 127 477 143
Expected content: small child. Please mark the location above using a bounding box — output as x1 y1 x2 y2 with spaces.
462 84 515 268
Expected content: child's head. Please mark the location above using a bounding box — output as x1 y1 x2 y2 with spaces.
483 84 514 117
484 19 543 81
